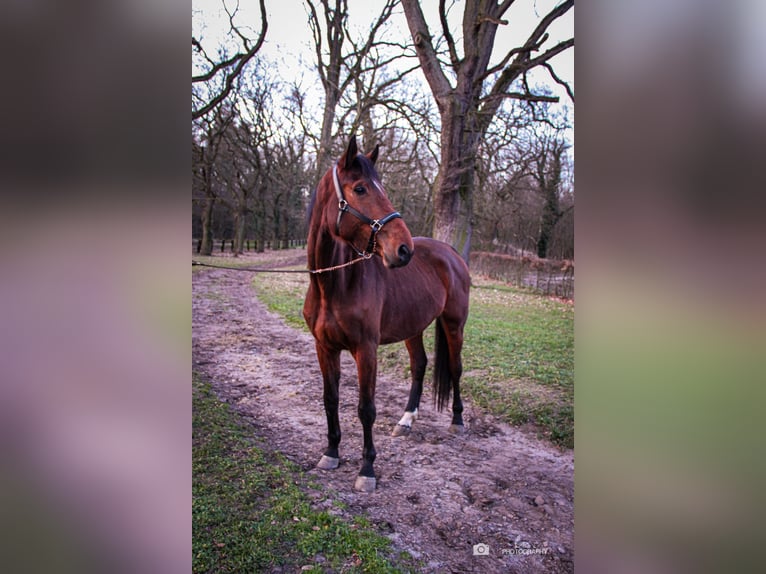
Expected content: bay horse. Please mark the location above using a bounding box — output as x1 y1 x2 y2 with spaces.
303 136 470 492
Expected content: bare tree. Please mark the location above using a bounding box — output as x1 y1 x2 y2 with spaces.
531 134 571 258
192 0 268 120
305 0 401 178
192 106 236 254
214 69 278 255
193 60 314 254
470 95 573 256
400 0 574 259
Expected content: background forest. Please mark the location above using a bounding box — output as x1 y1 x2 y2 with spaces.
192 0 574 263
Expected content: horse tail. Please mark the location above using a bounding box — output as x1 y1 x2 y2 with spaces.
433 317 452 411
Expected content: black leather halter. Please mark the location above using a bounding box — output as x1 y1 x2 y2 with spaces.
332 162 402 257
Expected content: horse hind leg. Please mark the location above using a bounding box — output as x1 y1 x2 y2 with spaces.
438 315 466 434
392 334 427 437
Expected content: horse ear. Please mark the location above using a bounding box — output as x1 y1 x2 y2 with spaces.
343 135 358 170
367 144 379 166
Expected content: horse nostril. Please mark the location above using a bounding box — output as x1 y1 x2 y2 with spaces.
398 244 412 264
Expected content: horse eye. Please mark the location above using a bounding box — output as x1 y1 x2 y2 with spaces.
353 185 366 195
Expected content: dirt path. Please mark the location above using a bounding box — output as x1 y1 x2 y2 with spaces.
192 261 574 573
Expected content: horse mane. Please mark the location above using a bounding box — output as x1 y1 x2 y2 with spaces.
306 185 318 226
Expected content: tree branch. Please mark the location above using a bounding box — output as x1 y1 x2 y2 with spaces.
502 92 560 103
401 0 455 109
305 0 327 86
439 0 460 70
542 62 574 102
478 0 573 132
192 51 244 83
192 0 268 120
526 38 574 72
339 0 396 94
478 33 547 83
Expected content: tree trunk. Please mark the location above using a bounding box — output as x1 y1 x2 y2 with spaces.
316 90 340 180
536 183 561 259
309 0 346 181
432 160 475 258
233 208 246 256
536 218 552 259
199 196 214 256
256 202 267 252
199 161 215 256
534 141 565 259
432 98 481 261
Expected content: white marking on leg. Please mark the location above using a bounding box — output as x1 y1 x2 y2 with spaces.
397 408 418 429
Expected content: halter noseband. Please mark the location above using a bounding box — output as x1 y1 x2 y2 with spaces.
332 162 402 257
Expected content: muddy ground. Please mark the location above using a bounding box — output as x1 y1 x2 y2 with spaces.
192 255 574 573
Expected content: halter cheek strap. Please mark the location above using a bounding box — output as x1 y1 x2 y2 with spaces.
332 163 402 257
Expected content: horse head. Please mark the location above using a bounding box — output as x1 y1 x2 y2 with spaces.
324 136 414 268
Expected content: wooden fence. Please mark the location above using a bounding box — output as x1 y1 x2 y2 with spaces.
193 238 308 253
470 251 574 299
191 239 574 299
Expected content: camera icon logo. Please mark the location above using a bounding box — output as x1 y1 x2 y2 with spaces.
473 543 490 556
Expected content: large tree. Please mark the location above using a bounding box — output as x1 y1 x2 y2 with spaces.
401 0 573 259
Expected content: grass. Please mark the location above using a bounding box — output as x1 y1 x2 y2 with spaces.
252 267 311 330
193 375 416 573
461 278 573 446
249 255 574 448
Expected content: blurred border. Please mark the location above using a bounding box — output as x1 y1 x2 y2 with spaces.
1 0 765 572
0 1 190 572
577 1 766 572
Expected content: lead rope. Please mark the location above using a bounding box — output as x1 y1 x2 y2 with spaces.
191 252 372 275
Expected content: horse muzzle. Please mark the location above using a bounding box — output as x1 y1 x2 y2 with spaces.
384 242 414 268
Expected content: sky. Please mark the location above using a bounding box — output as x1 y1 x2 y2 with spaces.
193 0 574 124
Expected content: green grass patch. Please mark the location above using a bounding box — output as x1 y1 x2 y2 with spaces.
193 375 415 573
249 265 574 448
252 270 311 331
462 279 574 447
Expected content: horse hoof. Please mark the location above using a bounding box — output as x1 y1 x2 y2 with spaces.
448 424 466 435
316 455 339 470
392 424 411 437
354 475 376 493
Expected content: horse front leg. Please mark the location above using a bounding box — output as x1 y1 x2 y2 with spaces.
315 343 342 470
353 343 378 492
392 334 427 437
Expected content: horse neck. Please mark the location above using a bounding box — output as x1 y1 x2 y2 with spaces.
307 185 356 281
308 225 349 270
